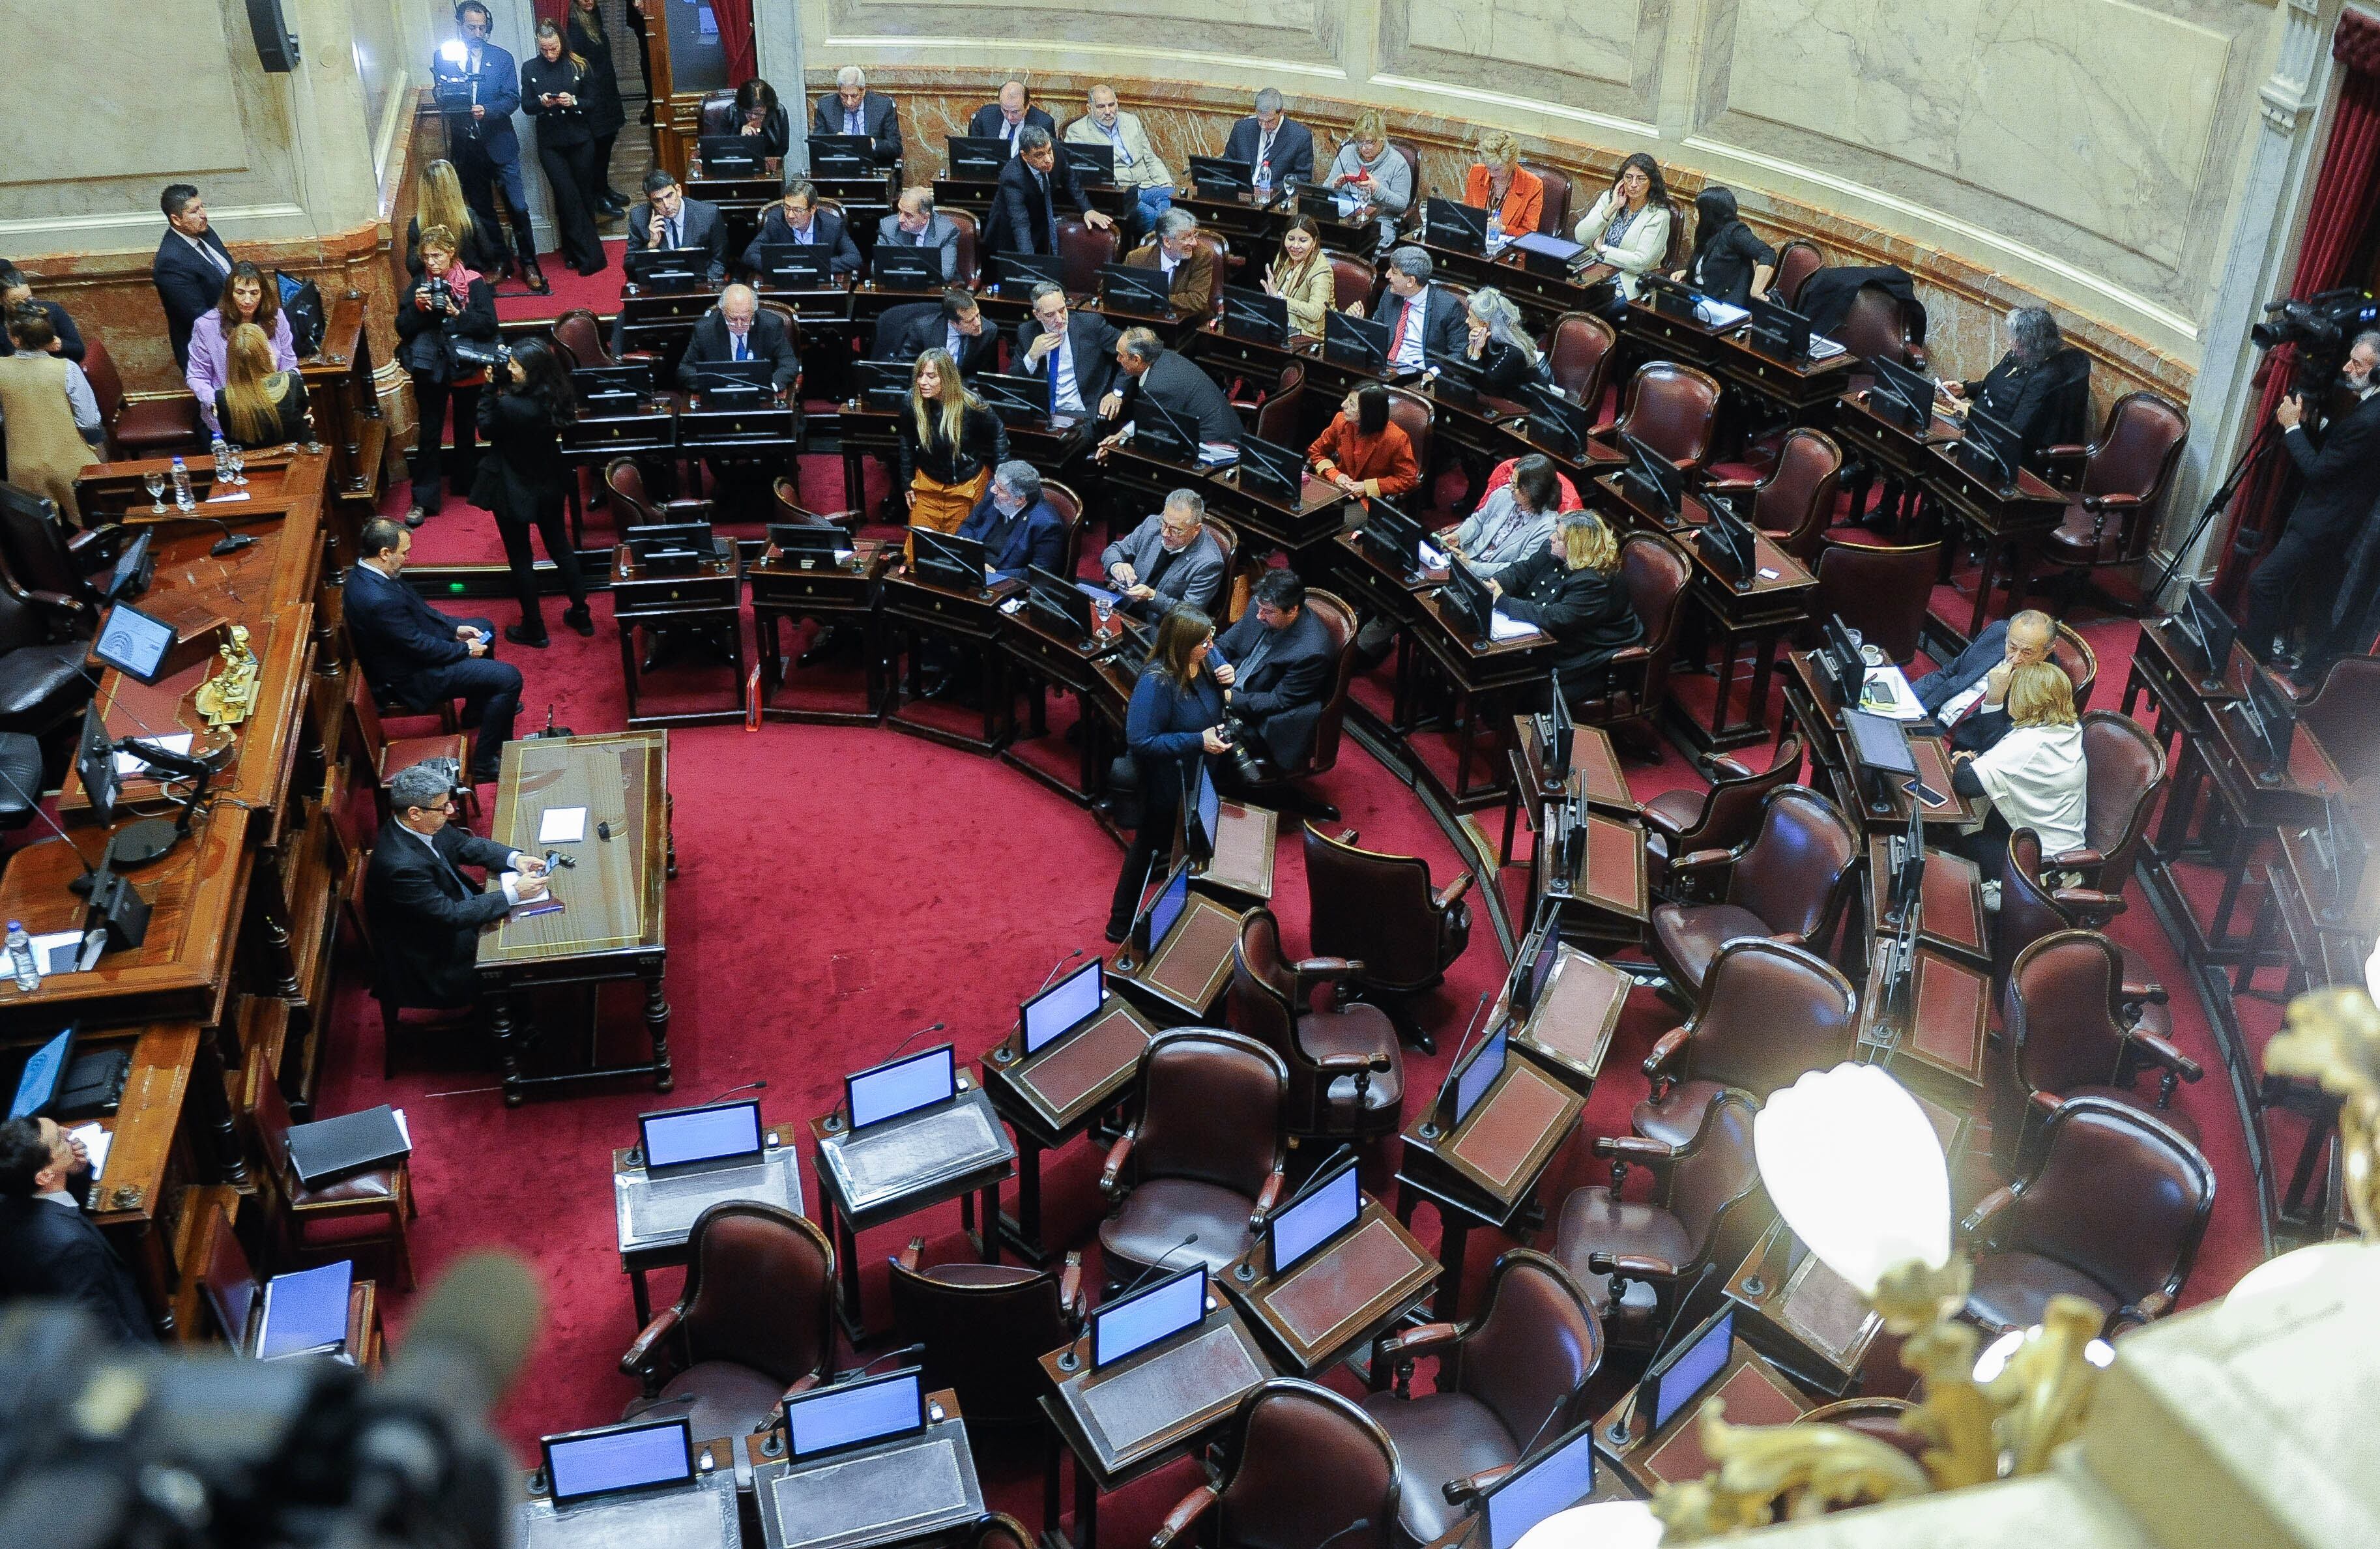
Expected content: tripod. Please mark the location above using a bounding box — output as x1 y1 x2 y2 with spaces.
2143 414 2282 613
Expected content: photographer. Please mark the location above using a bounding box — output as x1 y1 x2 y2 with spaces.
395 225 499 527
1107 605 1230 942
1212 571 1335 777
476 338 591 646
2244 330 2380 670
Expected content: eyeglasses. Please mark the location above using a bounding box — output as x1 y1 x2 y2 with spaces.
1160 521 1200 538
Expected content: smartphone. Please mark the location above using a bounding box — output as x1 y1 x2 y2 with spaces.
1904 779 1947 807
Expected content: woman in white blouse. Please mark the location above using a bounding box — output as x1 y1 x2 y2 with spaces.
1571 152 1674 306
1950 659 2089 881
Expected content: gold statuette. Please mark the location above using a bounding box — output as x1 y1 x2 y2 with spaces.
195 623 260 729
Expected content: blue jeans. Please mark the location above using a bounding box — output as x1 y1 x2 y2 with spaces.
1130 186 1173 242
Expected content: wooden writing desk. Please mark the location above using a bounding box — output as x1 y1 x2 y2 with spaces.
1395 1050 1582 1317
611 542 746 729
997 601 1137 807
1534 803 1650 950
1223 1196 1441 1378
1593 1338 1814 1496
1722 1219 1888 1398
1505 943 1633 1095
747 539 891 725
1500 713 1634 867
1621 300 1853 427
476 731 674 1107
613 1126 807 1328
747 1389 981 1549
982 994 1159 1264
1110 893 1245 1023
1778 650 1982 834
1863 840 1989 968
1191 798 1277 903
1857 939 1991 1111
878 564 1019 755
517 1437 740 1549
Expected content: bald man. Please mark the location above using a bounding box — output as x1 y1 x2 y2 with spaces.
875 187 962 283
676 283 800 396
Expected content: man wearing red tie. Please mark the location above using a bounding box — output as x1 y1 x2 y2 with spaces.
1357 247 1466 374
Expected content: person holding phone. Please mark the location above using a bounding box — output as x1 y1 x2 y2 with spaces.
1110 605 1231 941
521 20 607 277
476 337 591 645
1322 111 1410 252
394 225 499 525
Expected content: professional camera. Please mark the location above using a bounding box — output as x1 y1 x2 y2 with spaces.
1216 714 1275 789
2252 287 2379 396
422 275 454 310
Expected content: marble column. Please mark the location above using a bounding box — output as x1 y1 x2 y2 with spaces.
431 0 559 251
286 0 385 236
757 0 807 175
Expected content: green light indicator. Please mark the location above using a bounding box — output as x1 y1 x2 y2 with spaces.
448 582 467 593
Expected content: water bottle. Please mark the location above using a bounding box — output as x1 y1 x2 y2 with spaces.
1487 207 1503 248
210 436 233 489
169 456 195 510
6 921 38 993
1253 158 1271 199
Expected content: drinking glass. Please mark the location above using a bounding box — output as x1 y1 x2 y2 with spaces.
228 446 247 487
144 472 166 512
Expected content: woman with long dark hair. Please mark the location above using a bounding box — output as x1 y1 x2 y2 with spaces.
476 336 591 644
186 261 297 436
521 20 607 276
734 78 791 164
1307 383 1417 504
395 225 499 526
568 0 629 214
1260 215 1336 338
1109 605 1232 941
1571 152 1674 302
1676 186 1774 306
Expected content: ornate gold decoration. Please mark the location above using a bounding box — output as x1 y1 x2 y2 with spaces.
2263 985 2380 1239
194 623 259 728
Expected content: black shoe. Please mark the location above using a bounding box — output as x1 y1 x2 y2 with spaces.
469 762 502 785
562 605 594 637
1104 918 1132 945
504 624 551 648
405 506 429 528
521 263 553 297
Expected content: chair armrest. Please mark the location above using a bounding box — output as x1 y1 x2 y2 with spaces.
2048 847 2106 871
1640 1026 1692 1081
1603 644 1651 668
1374 1321 1461 1365
1905 346 1928 373
1669 847 1737 878
2042 444 2089 463
2050 886 2125 918
1585 1251 1683 1281
2109 1289 2174 1333
1099 1131 1135 1197
1702 753 1755 783
1150 1484 1222 1549
2124 1028 2204 1082
27 590 87 628
1060 1251 1086 1324
1434 873 1475 910
2121 979 2170 1007
897 1237 925 1273
2079 492 2141 514
779 1372 822 1408
1592 1134 1677 1169
1251 1165 1286 1226
1444 1465 1516 1507
1700 478 1758 495
65 528 117 570
1960 1185 2019 1241
1314 1052 1394 1076
1293 955 1360 983
619 1306 682 1379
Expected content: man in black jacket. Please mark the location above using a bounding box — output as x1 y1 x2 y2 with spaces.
345 519 523 781
626 169 729 282
1214 571 1338 770
813 66 903 164
0 265 85 363
1098 327 1242 454
0 1117 154 1344
676 285 800 395
152 182 235 370
2246 330 2380 666
967 81 1056 154
984 128 1113 257
364 760 549 1008
739 179 862 278
876 289 999 379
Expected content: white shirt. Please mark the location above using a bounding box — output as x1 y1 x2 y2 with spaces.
1939 679 1992 725
1970 721 2089 858
945 323 969 364
396 818 531 905
1389 287 1429 370
183 231 232 278
1158 248 1180 278
1046 327 1084 415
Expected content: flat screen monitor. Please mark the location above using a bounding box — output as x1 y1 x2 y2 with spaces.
752 243 831 289
1025 564 1097 639
1090 1264 1206 1370
1481 1421 1600 1549
769 523 845 558
1541 671 1575 782
1267 1153 1361 1278
1889 798 1926 919
1440 551 1497 639
76 701 119 826
1518 923 1560 1017
1133 861 1193 958
845 1043 957 1131
1525 384 1591 459
973 371 1049 422
1189 756 1222 862
8 1026 75 1121
684 358 774 398
1130 400 1200 466
1186 154 1254 196
624 521 716 571
695 134 764 176
1957 407 2024 490
2242 665 2298 772
1637 271 1703 322
946 135 1010 180
638 1099 764 1173
854 359 914 411
2312 792 2369 922
1021 957 1105 1056
1619 431 1683 525
1449 1024 1507 1131
1324 309 1394 372
1744 297 1810 364
783 1368 929 1460
1236 433 1304 504
1221 285 1288 347
1820 614 1866 707
1361 500 1425 575
995 252 1065 295
1099 263 1176 315
1644 1308 1735 1432
624 247 706 291
2170 581 2237 686
807 134 875 172
911 525 989 593
873 247 938 291
1060 141 1115 184
1867 353 1937 431
1422 197 1488 254
93 601 175 685
1697 491 1758 585
1842 706 1919 777
541 1415 695 1509
1425 350 1487 411
102 531 153 603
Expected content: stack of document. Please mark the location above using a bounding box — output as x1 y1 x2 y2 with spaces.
1696 300 1751 330
1488 611 1543 643
1858 664 1928 720
1197 443 1240 467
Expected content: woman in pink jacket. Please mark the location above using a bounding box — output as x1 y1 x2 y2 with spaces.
186 261 297 434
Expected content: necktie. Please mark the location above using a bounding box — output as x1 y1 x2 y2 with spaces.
424 832 471 899
195 236 230 277
733 332 747 362
667 217 680 249
1046 346 1060 414
1388 297 1411 360
845 108 861 135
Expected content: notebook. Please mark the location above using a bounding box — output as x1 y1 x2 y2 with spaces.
284 1104 411 1188
257 1259 352 1359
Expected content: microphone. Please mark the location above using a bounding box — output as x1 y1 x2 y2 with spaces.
1417 991 1492 1140
116 512 255 557
884 1019 948 1059
838 1340 926 1381
995 949 1086 1064
1608 1262 1720 1444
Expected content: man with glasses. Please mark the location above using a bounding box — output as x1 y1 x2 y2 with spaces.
364 760 552 1012
811 66 903 165
1101 488 1225 620
430 1 548 295
345 518 523 783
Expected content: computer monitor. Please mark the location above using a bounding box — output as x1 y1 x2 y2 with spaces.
8 1026 76 1122
1060 141 1115 184
1636 271 1704 323
540 1415 695 1509
1743 297 1811 364
1021 957 1105 1056
637 1099 764 1173
1024 564 1099 640
1440 553 1498 641
93 601 176 685
845 1044 957 1131
1186 155 1254 197
1886 798 1926 923
1235 433 1304 504
2309 792 2369 925
1696 490 1758 586
1090 1264 1206 1370
854 358 914 410
574 362 651 414
695 134 764 176
1221 285 1288 347
807 134 876 173
1422 197 1488 254
1820 614 1868 708
1099 263 1176 315
751 243 832 289
946 136 1009 181
1129 400 1201 467
683 358 774 402
1535 671 1575 783
1642 1307 1735 1433
783 1368 929 1460
1448 1024 1507 1131
1511 912 1561 1018
910 525 989 594
769 523 845 560
1266 1153 1361 1277
624 521 716 573
1618 431 1683 526
1360 500 1427 577
1180 755 1224 864
2241 665 2298 774
1131 861 1193 959
1479 1421 1600 1549
102 530 153 604
1324 310 1394 373
1842 707 1919 814
1956 407 2024 491
624 246 706 292
1867 353 1937 431
75 702 120 826
2168 581 2238 689
873 247 938 291
994 252 1065 296
1524 383 1591 459
973 371 1049 424
1425 350 1488 411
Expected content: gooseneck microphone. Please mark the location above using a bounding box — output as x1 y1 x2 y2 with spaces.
996 949 1086 1065
1417 991 1491 1140
1058 1233 1200 1372
700 1077 769 1107
884 1020 949 1060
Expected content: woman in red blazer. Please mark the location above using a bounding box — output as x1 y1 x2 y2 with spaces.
1462 131 1544 238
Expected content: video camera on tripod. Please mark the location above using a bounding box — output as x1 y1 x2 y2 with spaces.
2251 287 2380 401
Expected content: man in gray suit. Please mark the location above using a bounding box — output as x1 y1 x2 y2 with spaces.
625 169 727 282
875 187 962 283
1101 489 1226 620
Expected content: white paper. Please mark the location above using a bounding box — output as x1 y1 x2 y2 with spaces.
31 931 85 976
1859 665 1929 721
537 806 587 844
204 490 253 503
393 1108 411 1148
1488 610 1543 643
68 1123 110 1188
1805 334 1848 362
1696 300 1751 330
114 732 195 775
1417 542 1450 570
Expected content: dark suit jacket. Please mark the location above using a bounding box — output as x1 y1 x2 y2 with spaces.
1125 240 1219 319
1121 349 1242 446
1217 605 1337 766
0 298 85 364
957 493 1067 582
1494 552 1644 682
740 205 862 276
875 212 962 282
152 225 235 369
676 308 801 394
985 155 1092 255
877 302 998 379
967 104 1056 145
1221 116 1316 187
626 197 729 283
1014 311 1122 413
811 91 903 163
431 41 523 163
344 562 474 708
2282 388 2380 542
1381 283 1469 363
1966 347 2089 469
0 1193 155 1344
364 821 519 1007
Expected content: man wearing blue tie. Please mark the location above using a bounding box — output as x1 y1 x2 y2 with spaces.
676 285 800 395
1017 282 1122 427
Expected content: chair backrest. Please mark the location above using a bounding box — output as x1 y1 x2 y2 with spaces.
757 299 802 357
2006 930 2130 1101
677 1200 837 1385
2001 1097 2214 1310
942 207 981 288
1445 1249 1603 1448
2302 655 2380 783
1994 829 2072 1017
1254 362 1307 444
0 583 44 655
1772 241 1824 308
1382 387 1434 478
1131 1028 1288 1200
1836 284 1911 368
0 487 83 598
2080 392 2190 553
1619 531 1693 708
1811 538 1940 666
1041 478 1086 576
2077 710 2165 883
1545 311 1617 412
770 477 834 527
79 336 125 435
1685 939 1859 1098
1328 253 1374 312
1520 164 1573 234
1389 140 1427 210
344 672 390 767
885 1255 1073 1421
199 1195 261 1344
1299 588 1360 777
1730 785 1858 944
1191 231 1232 323
1664 1090 1768 1262
697 89 737 137
1228 908 1303 1070
1617 362 1721 469
251 1065 298 1185
1668 734 1804 854
2052 624 2098 712
1055 217 1118 297
605 457 663 525
1219 1380 1400 1549
1302 825 1445 971
551 306 613 369
1754 428 1842 562
1204 515 1243 621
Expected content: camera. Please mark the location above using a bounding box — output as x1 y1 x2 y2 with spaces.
2252 287 2378 397
422 275 453 309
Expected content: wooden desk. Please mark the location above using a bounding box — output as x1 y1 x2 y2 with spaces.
1858 940 1992 1111
1222 1197 1440 1378
1395 1051 1582 1317
1922 439 2067 641
1778 651 1982 834
1192 799 1277 903
1862 841 1988 968
1500 713 1634 867
996 604 1136 807
613 1127 806 1328
747 539 890 725
982 994 1160 1264
1505 943 1633 1096
518 1438 740 1549
1535 805 1650 949
1722 1219 1888 1400
747 1389 981 1549
1593 1338 1814 1496
1828 389 1962 533
1621 301 1854 428
1110 891 1245 1023
611 542 746 729
476 731 675 1107
878 567 1017 755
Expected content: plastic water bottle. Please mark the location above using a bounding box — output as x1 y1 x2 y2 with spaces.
1487 207 1503 248
6 921 38 993
169 456 195 510
210 436 233 489
1253 158 1271 199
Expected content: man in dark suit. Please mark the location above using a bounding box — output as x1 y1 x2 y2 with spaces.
984 127 1114 257
739 179 862 278
0 265 85 363
1369 246 1468 373
626 169 729 282
1101 489 1228 620
345 519 523 781
1017 282 1122 420
1910 608 2057 753
877 289 999 379
813 66 903 164
152 182 235 370
1219 88 1316 190
876 188 963 283
1098 326 1242 454
957 461 1067 583
1215 570 1337 770
967 81 1056 154
364 760 551 1009
676 285 800 394
431 1 546 293
1123 209 1220 319
0 1116 155 1344
2246 330 2380 667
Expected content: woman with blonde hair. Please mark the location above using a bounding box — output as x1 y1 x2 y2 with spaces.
523 18 607 276
896 347 1006 555
1485 510 1643 702
1322 109 1410 251
1951 658 2087 880
185 261 297 437
215 322 310 448
407 159 505 277
1260 214 1335 338
1462 130 1543 239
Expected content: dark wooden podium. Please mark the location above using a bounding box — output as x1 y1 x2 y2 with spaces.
1593 1338 1814 1497
1222 1196 1440 1378
1395 1053 1582 1318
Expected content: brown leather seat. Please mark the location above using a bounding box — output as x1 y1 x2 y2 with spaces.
2000 930 2201 1172
1797 1398 1923 1460
1996 828 2171 1041
1960 1095 2214 1337
1633 940 1858 1148
941 207 981 288
1303 825 1473 1041
0 487 112 628
2040 392 2188 583
1612 362 1721 472
1551 1090 1769 1344
1650 785 1857 1002
1191 230 1234 323
966 1515 1036 1549
1097 1029 1289 1286
696 89 736 137
1361 1251 1604 1548
1771 240 1824 308
345 673 476 828
1056 216 1119 297
1229 907 1404 1142
1545 311 1617 416
1642 734 1805 890
1384 388 1434 480
1837 284 1924 375
0 583 92 738
1252 362 1307 443
1809 538 1940 666
1703 428 1841 565
2052 623 2098 710
769 476 849 530
254 1071 416 1289
553 306 624 369
2061 710 2166 903
1520 163 1573 235
620 1200 836 1443
1042 478 1088 575
1204 514 1245 622
1389 140 1428 225
2300 655 2380 782
84 336 207 462
1152 1379 1401 1549
888 1238 1084 1423
606 457 712 527
1329 253 1375 312
1574 532 1691 749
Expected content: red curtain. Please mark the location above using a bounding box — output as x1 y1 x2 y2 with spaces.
2216 15 2380 602
709 0 758 85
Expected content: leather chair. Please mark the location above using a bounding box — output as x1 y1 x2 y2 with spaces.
2039 392 2189 610
0 583 93 739
0 485 112 633
2300 654 2380 782
1151 1379 1400 1549
2000 930 2202 1172
1228 906 1404 1142
1995 828 2171 1043
1521 163 1573 235
888 1238 1084 1423
620 1200 837 1441
83 336 207 463
2053 623 2099 711
1389 140 1429 225
1384 388 1434 480
1642 734 1805 893
966 1516 1035 1549
1253 363 1307 444
606 457 712 527
1230 589 1360 822
940 207 981 288
1573 532 1692 749
1634 940 1859 1148
770 476 852 531
757 300 805 392
553 306 639 370
340 854 476 1081
1612 362 1721 472
1361 1251 1604 1549
344 674 478 830
1796 1398 1923 1460
1204 514 1245 623
1809 538 1941 666
696 89 737 137
1043 478 1088 576
1191 230 1234 323
0 731 43 836
1329 253 1376 312
1960 1095 2214 1337
1302 825 1473 1054
1837 284 1924 373
2062 710 2166 903
1550 1090 1769 1344
1649 785 1858 1003
1771 240 1824 308
1097 1029 1290 1286
254 1071 416 1290
1056 216 1120 297
1545 311 1617 417
1702 428 1841 564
